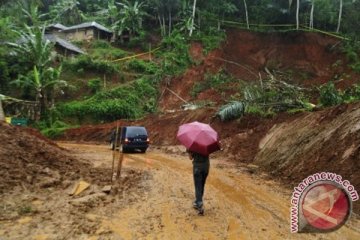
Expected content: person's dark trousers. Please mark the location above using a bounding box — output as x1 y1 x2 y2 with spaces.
193 162 209 207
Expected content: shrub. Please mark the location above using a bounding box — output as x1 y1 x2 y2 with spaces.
62 55 119 75
319 82 343 106
158 32 192 77
127 59 158 74
87 78 102 93
59 77 158 122
192 28 226 53
190 69 233 97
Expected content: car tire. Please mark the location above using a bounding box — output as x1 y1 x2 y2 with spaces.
141 148 147 153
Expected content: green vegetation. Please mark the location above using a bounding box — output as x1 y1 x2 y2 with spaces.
1 0 360 126
59 78 158 123
62 55 119 75
192 28 226 54
87 78 102 93
158 32 192 77
216 74 312 121
191 69 233 97
216 101 246 121
342 41 360 73
40 120 74 139
126 59 158 74
319 82 360 107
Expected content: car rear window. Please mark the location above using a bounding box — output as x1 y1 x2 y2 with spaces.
125 127 147 137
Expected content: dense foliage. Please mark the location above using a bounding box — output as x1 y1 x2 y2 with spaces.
59 78 158 122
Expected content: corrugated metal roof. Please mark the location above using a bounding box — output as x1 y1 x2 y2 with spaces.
45 34 85 54
47 23 68 30
62 21 112 33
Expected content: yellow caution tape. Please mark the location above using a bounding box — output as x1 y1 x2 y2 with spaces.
220 19 348 40
112 47 161 63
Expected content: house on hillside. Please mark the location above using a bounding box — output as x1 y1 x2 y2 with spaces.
45 34 85 57
45 23 68 35
61 21 113 42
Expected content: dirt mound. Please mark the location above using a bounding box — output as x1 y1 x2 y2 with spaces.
254 102 360 213
159 29 360 110
0 122 95 193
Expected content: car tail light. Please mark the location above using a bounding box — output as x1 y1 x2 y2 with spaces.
147 138 150 143
124 138 129 144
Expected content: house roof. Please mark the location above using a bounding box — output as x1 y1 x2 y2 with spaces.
45 34 85 54
62 21 112 33
47 23 68 30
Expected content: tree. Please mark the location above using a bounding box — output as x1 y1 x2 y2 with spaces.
296 0 300 29
49 0 84 25
336 0 343 33
8 26 66 118
309 0 314 29
243 0 249 29
189 0 197 36
114 0 147 37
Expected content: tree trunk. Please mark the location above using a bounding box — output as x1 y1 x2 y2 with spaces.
168 8 172 36
309 0 314 29
162 16 166 37
296 0 300 30
0 99 5 122
158 15 164 36
336 0 343 33
243 0 249 29
189 0 197 36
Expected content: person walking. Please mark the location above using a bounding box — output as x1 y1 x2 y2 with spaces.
188 150 210 215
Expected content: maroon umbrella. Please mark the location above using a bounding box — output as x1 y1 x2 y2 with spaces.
177 121 220 156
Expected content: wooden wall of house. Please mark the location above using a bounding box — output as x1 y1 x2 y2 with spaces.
65 29 95 41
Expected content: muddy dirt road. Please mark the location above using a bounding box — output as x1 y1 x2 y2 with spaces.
62 143 360 240
1 143 359 240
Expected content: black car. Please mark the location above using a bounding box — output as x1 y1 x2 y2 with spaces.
110 126 149 153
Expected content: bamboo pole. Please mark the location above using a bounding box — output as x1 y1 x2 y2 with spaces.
111 123 119 183
116 126 124 179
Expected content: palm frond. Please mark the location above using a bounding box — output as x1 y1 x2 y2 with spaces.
216 101 246 122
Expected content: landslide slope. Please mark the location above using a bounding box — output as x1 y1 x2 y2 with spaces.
254 103 360 213
160 30 359 110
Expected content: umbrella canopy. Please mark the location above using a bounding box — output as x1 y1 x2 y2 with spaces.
177 121 220 156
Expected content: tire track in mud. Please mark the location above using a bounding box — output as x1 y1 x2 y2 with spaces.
100 151 360 240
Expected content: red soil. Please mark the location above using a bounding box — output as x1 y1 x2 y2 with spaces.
159 29 360 111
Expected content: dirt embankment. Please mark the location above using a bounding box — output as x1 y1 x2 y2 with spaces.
0 122 113 193
255 102 360 213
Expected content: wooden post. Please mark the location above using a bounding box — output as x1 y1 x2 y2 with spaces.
116 126 124 179
111 123 119 183
0 98 5 122
149 43 152 61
